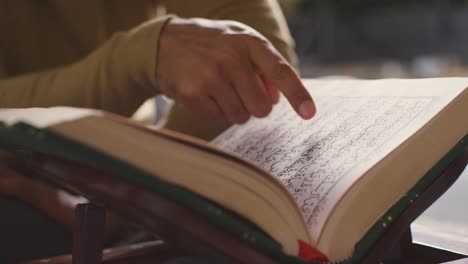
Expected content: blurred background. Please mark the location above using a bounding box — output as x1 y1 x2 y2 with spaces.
281 0 468 78
277 0 468 254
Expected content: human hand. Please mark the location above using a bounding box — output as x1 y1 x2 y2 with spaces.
156 18 316 124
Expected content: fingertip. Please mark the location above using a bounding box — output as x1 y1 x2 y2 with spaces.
298 100 316 120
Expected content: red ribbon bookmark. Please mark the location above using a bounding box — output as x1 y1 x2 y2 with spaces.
298 240 329 262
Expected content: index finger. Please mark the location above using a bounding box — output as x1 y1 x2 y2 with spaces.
247 39 316 119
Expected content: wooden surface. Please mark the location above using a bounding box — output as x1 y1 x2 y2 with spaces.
72 204 105 264
20 240 180 264
18 153 281 264
21 238 468 264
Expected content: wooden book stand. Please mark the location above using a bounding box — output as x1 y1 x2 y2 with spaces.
16 146 468 264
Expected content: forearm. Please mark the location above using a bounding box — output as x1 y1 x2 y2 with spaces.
0 16 172 116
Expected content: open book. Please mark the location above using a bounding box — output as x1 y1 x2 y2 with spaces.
0 78 467 263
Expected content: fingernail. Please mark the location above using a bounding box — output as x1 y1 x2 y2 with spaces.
299 101 316 119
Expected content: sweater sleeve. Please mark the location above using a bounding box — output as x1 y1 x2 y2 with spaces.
160 0 298 140
0 16 172 117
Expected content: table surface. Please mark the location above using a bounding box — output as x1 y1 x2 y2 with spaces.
412 165 468 256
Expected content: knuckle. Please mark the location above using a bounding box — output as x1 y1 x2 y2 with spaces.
252 34 269 44
251 100 272 118
203 62 223 82
179 86 202 100
215 51 237 65
239 32 259 44
226 21 245 32
271 62 293 81
224 20 253 34
242 31 268 46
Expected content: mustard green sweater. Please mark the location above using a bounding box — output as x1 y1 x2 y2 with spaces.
0 0 297 140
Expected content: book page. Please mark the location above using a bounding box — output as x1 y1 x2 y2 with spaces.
212 78 467 243
0 107 99 128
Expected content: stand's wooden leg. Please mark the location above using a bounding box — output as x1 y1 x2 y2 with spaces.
398 228 414 259
72 203 105 264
